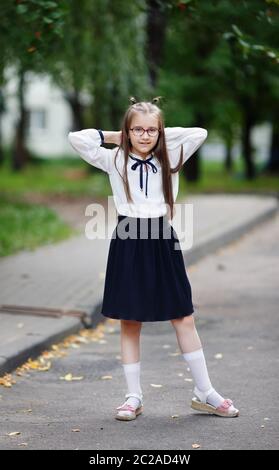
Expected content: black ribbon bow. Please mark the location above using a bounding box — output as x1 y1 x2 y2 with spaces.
129 154 158 198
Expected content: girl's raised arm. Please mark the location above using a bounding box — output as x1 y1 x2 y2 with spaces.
164 127 208 167
68 129 121 174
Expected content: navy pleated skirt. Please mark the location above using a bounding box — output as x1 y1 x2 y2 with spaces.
100 214 194 322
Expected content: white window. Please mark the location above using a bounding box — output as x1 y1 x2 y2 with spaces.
26 108 47 132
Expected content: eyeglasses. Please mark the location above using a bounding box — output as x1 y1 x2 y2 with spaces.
130 127 160 137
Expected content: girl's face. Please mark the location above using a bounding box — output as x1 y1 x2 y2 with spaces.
129 113 160 159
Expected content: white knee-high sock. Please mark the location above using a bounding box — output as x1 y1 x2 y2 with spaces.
182 348 225 407
122 361 142 408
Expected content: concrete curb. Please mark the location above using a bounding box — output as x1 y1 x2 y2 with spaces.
0 319 82 376
0 305 105 376
184 201 279 266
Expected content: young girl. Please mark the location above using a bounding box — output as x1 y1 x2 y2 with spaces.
68 97 239 421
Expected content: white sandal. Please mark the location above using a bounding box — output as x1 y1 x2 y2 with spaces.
115 392 143 421
191 387 239 418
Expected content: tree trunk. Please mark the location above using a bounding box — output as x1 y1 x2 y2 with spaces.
225 142 233 172
0 114 3 166
183 147 200 182
241 110 256 179
12 68 30 171
182 29 216 183
146 0 167 88
65 88 85 131
264 121 279 174
0 88 5 165
183 115 205 182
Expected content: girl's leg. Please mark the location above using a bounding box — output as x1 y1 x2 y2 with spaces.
121 319 142 363
120 319 143 409
170 315 228 408
171 314 202 354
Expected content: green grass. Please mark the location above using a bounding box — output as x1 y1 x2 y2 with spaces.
179 159 279 195
0 155 110 257
0 194 76 257
0 156 111 198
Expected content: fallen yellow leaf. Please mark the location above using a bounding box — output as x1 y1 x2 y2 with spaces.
16 371 26 377
214 353 223 359
26 359 41 370
60 373 84 381
0 374 16 388
75 336 88 344
23 358 52 372
38 361 52 371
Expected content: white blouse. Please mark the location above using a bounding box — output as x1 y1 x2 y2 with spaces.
68 127 208 218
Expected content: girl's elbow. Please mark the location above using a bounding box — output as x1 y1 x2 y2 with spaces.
200 128 208 139
68 132 82 151
68 131 77 143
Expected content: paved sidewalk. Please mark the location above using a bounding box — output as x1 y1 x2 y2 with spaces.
0 194 278 376
0 209 278 450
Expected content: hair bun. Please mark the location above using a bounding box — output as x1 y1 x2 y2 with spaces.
129 96 138 105
151 96 164 106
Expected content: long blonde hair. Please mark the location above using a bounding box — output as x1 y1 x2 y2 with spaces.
113 97 183 221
